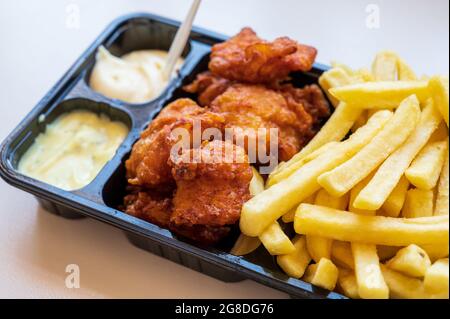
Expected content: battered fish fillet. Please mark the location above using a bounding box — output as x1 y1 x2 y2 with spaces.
209 84 316 162
168 140 253 244
276 83 331 126
125 99 224 189
183 71 232 106
209 27 317 83
123 188 172 228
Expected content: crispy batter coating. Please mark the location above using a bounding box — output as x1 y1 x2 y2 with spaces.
275 83 330 126
169 140 252 242
125 99 224 189
183 71 233 106
209 84 315 162
124 188 172 228
209 27 317 83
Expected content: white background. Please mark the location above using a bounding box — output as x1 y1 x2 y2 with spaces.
0 0 448 298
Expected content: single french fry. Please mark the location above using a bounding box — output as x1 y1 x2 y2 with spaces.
386 244 431 277
337 268 359 299
380 265 426 299
402 188 434 218
331 241 354 270
230 168 264 255
306 189 349 262
380 176 410 217
319 68 355 107
230 234 261 256
302 258 339 291
268 104 363 186
353 100 441 209
294 204 449 247
249 167 265 196
406 140 448 190
240 111 393 236
352 243 389 299
372 51 398 81
259 221 295 255
377 246 401 262
349 173 377 215
435 152 449 216
276 236 311 278
318 95 420 197
281 193 316 223
351 111 368 133
420 244 449 262
424 258 449 297
429 76 449 126
329 81 430 109
397 58 417 81
267 141 339 187
428 121 448 143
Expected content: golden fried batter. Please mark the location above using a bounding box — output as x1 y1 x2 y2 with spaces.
124 188 172 228
209 27 317 83
209 84 316 162
169 140 252 231
125 99 224 189
183 71 233 106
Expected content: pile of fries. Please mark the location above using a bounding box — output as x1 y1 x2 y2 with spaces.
232 51 449 299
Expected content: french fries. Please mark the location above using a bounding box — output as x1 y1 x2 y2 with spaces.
267 141 339 187
240 111 393 236
372 51 398 81
281 192 316 223
249 167 265 196
349 173 377 215
329 81 430 109
294 204 449 246
405 140 448 190
337 268 359 299
276 236 311 278
353 100 442 210
402 189 434 218
435 152 449 216
331 241 354 270
429 76 449 126
231 167 263 256
268 104 362 185
380 265 427 299
259 221 295 255
240 51 448 299
352 243 389 299
423 258 449 297
303 258 339 291
386 245 431 277
318 95 420 197
230 234 261 256
380 176 410 218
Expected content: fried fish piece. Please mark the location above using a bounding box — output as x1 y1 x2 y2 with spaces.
209 84 315 162
169 140 252 243
209 27 317 83
125 99 224 189
183 71 233 106
123 188 172 228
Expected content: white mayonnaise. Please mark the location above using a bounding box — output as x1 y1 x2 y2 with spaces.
89 46 184 104
18 110 129 191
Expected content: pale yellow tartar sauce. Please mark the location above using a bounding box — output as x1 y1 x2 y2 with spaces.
18 110 129 191
89 46 184 104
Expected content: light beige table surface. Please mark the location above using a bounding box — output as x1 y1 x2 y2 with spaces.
0 0 448 298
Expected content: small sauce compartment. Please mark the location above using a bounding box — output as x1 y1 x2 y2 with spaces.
12 98 132 192
84 18 193 106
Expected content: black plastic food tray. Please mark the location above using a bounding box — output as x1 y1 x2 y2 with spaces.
0 13 344 299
